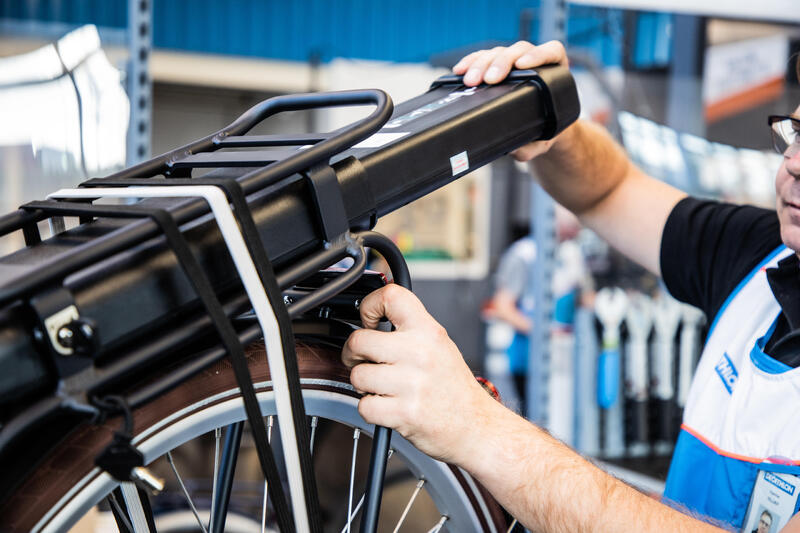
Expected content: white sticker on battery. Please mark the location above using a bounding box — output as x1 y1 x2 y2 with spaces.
352 131 410 149
383 86 478 129
450 151 469 176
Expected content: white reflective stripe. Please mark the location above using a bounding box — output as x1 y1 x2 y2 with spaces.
48 186 310 533
120 482 151 533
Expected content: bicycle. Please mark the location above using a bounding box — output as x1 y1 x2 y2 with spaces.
0 66 578 532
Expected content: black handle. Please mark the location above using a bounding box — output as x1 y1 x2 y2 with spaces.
356 232 411 533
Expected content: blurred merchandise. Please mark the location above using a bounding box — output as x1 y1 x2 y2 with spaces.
594 287 628 458
0 24 128 252
619 111 782 205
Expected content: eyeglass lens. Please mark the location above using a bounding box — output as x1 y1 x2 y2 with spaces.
772 117 800 158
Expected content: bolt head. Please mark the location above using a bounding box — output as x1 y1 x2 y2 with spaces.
57 326 74 348
80 323 94 338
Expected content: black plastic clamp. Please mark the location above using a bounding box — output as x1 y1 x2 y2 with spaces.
304 164 350 242
429 65 580 140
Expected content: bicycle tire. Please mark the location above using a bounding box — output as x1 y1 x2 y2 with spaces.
0 341 507 533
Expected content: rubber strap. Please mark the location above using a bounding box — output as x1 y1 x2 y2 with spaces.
83 175 323 532
23 199 296 532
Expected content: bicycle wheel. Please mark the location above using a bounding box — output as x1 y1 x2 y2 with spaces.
1 340 507 533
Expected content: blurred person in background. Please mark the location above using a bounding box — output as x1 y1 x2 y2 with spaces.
482 222 536 415
482 208 592 428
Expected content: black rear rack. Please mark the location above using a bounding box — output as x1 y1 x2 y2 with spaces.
0 66 580 530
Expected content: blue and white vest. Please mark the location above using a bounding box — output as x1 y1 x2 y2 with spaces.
664 245 800 529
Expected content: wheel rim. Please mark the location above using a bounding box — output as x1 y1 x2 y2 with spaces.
37 380 494 533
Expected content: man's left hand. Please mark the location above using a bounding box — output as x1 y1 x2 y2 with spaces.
341 284 500 464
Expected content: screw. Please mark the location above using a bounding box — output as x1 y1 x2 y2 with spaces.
56 326 74 349
353 299 361 309
283 295 293 306
79 322 94 339
318 306 331 319
32 327 44 343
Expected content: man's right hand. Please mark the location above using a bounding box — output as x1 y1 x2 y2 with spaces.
452 40 569 161
453 41 685 278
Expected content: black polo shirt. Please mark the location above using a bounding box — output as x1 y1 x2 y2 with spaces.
660 196 800 367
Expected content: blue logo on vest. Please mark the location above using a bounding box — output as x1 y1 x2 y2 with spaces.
764 472 796 496
714 353 738 394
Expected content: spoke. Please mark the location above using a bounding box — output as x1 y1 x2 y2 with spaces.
392 479 426 533
261 416 274 533
339 446 393 533
107 492 134 533
166 451 209 533
120 482 151 533
339 493 365 533
209 426 223 532
426 515 448 533
310 416 319 455
506 518 519 533
347 428 361 533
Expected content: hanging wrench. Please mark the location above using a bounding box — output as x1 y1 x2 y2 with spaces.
595 287 628 408
677 304 705 408
594 287 627 458
651 291 683 454
624 291 653 457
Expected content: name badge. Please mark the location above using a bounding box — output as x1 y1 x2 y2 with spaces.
742 470 800 532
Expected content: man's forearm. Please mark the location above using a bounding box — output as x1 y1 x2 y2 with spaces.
531 119 632 217
486 290 532 333
530 119 685 275
458 400 723 533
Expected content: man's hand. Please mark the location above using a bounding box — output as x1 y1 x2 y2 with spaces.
452 40 569 161
341 284 500 464
342 287 728 533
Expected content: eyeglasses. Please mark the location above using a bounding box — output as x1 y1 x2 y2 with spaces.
768 115 800 158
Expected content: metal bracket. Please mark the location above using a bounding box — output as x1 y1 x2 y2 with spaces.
30 287 80 357
43 304 79 356
29 286 97 378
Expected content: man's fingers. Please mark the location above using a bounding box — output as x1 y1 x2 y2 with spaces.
462 47 503 86
357 394 404 429
452 51 480 74
453 41 568 87
515 40 568 69
341 328 401 367
358 284 430 331
349 362 409 396
511 139 555 161
484 41 535 83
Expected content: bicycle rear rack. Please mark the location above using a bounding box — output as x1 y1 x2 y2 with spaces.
0 65 581 531
3 89 407 533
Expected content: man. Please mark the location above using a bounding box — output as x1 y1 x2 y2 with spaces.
483 225 537 414
342 40 800 532
756 510 774 533
484 210 591 425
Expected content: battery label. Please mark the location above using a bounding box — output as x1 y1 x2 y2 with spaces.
352 131 410 149
450 151 469 176
384 87 478 129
